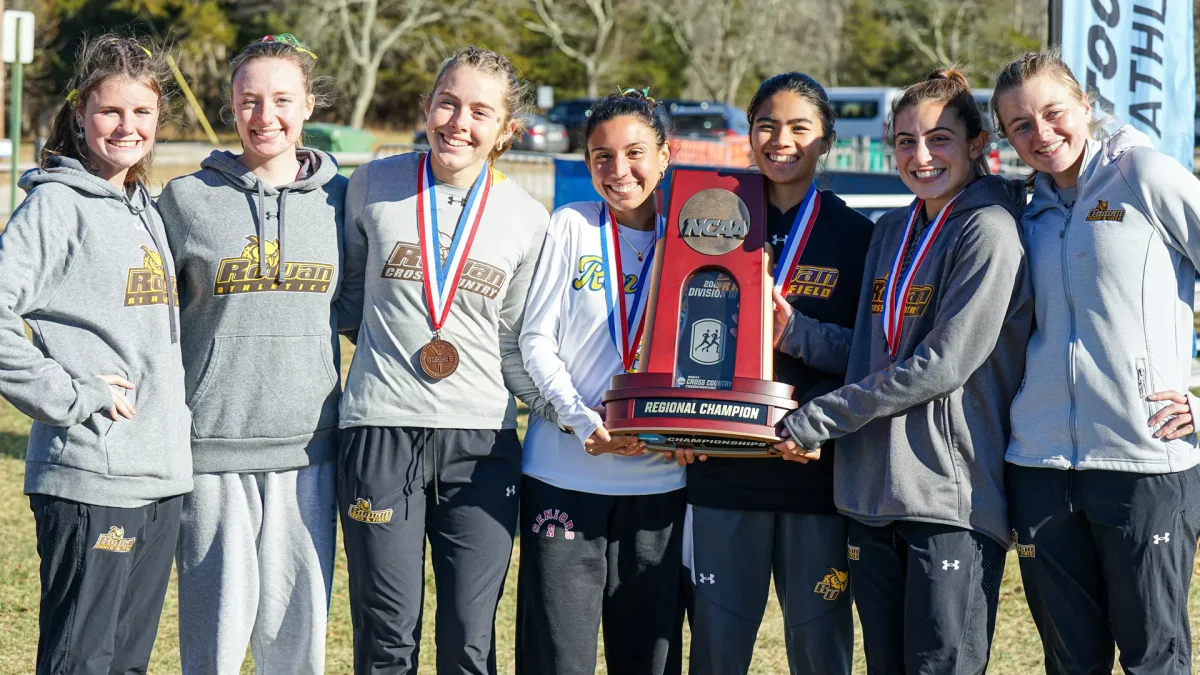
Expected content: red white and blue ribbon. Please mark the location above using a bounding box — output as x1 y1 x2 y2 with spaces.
416 153 492 332
772 183 822 294
881 192 962 358
598 205 664 372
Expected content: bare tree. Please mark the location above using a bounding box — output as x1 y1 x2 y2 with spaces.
646 0 791 104
522 0 620 98
333 0 447 128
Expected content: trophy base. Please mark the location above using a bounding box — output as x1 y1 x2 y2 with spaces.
601 373 798 458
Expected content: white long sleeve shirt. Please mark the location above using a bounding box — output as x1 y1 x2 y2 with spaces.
520 201 685 495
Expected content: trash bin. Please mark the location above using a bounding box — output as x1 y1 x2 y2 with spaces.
302 123 375 152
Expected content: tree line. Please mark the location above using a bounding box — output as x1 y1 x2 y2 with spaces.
10 0 1193 138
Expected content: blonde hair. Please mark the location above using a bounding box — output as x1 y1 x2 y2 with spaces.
425 46 529 161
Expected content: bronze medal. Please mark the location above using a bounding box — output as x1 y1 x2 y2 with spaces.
419 338 460 379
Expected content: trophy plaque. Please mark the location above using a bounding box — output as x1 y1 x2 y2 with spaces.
601 169 797 457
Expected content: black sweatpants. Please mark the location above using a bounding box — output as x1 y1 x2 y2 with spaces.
29 493 182 675
336 426 522 675
1008 465 1200 675
685 506 853 675
847 519 1005 675
515 476 685 675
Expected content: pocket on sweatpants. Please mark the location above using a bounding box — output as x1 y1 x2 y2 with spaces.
188 334 339 441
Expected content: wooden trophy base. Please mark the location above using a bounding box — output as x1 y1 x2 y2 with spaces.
601 373 798 458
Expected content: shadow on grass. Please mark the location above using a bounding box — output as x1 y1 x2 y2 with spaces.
0 432 27 460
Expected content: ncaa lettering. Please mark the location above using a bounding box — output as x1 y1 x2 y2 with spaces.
572 255 638 293
870 277 934 317
214 236 334 295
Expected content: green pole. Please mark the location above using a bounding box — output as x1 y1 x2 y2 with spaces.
9 17 21 215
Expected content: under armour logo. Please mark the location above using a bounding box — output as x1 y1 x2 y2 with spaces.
447 195 468 207
942 560 960 571
506 486 516 497
698 573 715 584
770 234 787 246
1154 533 1171 545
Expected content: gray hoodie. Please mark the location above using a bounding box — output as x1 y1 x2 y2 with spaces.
1007 126 1200 474
781 175 1033 544
4 156 192 507
157 149 349 473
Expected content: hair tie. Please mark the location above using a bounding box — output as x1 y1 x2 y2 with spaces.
619 86 656 106
65 89 78 104
261 33 318 61
138 45 152 57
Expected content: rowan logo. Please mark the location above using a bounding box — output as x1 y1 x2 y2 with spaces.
573 255 637 293
531 508 575 540
1085 199 1126 222
381 241 506 300
870 276 934 317
214 236 334 296
347 498 393 524
847 544 860 561
93 526 135 553
813 568 849 600
1013 529 1035 558
784 266 839 300
125 246 178 306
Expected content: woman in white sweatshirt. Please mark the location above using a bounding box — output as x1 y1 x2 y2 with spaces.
516 89 685 675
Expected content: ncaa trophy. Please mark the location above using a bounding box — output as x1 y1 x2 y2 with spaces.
601 168 797 457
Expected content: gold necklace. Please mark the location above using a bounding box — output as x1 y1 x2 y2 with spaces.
617 228 656 261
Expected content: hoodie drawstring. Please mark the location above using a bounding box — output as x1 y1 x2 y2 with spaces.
277 189 289 284
257 182 269 279
132 185 178 344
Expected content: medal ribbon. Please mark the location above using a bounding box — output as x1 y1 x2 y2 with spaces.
598 206 663 372
416 153 492 332
772 183 822 293
881 192 962 358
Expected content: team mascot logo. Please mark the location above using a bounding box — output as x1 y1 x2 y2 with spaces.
1085 199 1126 222
347 498 393 524
124 246 178 306
214 236 333 295
93 526 136 552
813 567 849 600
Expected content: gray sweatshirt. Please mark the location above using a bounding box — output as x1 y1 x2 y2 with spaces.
781 175 1033 544
339 152 555 429
4 156 192 507
157 149 349 473
1008 125 1200 474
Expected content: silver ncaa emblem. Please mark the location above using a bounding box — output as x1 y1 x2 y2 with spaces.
690 319 725 365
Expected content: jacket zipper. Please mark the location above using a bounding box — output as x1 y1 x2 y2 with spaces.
1059 203 1080 466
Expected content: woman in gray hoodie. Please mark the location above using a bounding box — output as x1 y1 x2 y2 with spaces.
156 35 348 675
0 36 192 673
774 69 1033 674
994 51 1200 675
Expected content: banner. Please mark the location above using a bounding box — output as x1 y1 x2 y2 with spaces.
1059 0 1195 169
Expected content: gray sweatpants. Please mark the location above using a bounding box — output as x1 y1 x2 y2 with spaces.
177 462 337 675
684 505 853 675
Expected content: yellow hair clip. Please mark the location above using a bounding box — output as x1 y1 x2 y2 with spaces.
294 47 318 61
65 89 79 104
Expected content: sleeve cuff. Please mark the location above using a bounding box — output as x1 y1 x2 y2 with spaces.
74 375 112 420
780 406 822 450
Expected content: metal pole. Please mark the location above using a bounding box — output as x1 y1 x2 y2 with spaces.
1048 0 1063 48
9 16 20 214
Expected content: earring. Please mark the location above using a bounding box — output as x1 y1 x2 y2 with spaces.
77 131 85 140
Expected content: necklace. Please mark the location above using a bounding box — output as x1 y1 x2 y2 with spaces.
617 228 656 261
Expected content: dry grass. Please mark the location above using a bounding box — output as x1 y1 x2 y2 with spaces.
0 347 1196 673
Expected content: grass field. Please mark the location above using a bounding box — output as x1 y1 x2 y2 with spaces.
0 340 1197 673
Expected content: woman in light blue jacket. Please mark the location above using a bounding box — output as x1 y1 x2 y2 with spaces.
993 50 1200 675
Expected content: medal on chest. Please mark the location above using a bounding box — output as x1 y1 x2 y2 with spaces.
598 206 663 372
415 153 492 379
772 183 821 295
880 192 961 359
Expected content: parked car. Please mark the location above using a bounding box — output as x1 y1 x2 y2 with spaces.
664 101 750 141
546 98 596 151
412 113 569 154
826 87 903 141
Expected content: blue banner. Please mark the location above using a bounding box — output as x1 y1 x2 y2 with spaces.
1060 0 1195 169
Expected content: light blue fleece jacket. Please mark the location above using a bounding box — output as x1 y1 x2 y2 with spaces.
1007 125 1200 473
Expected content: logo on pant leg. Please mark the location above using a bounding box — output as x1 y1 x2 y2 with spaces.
813 568 849 600
93 526 135 553
1012 529 1036 558
1153 533 1171 545
347 498 393 524
698 573 716 584
942 559 960 571
506 485 516 497
847 544 860 561
531 508 575 540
